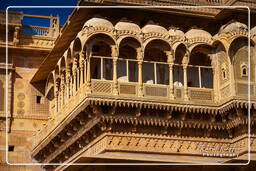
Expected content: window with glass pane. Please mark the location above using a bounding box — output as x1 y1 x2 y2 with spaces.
117 60 127 82
143 62 154 84
156 64 168 85
173 65 183 87
128 61 138 82
187 66 199 87
91 57 101 79
103 58 113 80
201 68 213 88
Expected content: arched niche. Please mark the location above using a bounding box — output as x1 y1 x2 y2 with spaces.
188 44 213 88
118 37 141 82
143 39 171 85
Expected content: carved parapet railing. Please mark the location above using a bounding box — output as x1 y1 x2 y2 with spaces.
22 25 50 37
144 83 169 98
91 79 113 94
188 87 214 102
119 82 138 96
19 35 55 48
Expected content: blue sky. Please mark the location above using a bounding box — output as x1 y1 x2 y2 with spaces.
1 0 79 26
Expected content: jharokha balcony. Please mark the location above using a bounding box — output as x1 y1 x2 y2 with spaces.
30 14 256 167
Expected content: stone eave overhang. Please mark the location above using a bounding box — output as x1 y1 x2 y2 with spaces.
31 94 255 157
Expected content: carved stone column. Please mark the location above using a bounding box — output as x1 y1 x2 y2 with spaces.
79 53 84 87
55 82 59 113
66 65 71 98
182 52 189 101
83 58 87 89
113 57 118 95
111 45 118 95
167 51 174 99
60 73 65 105
76 59 80 90
137 48 144 97
86 56 91 94
138 60 143 97
72 58 77 95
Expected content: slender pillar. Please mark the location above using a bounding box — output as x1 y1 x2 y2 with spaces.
111 45 118 95
66 66 71 98
76 63 80 90
79 54 85 88
183 65 189 101
83 59 87 88
72 58 77 95
138 60 143 97
60 73 65 105
55 82 59 113
182 52 189 101
167 51 174 99
113 57 118 95
54 85 58 114
86 56 91 94
137 48 144 97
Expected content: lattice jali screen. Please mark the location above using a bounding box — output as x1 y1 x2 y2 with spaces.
189 89 213 101
236 83 254 96
119 83 137 95
92 80 112 94
220 85 230 99
174 88 183 99
144 85 168 97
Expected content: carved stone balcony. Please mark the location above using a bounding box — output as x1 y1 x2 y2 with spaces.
0 11 59 50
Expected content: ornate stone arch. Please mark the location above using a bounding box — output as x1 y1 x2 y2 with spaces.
189 44 213 66
144 39 172 62
83 33 117 57
143 38 172 53
118 36 142 60
80 30 116 50
116 35 142 48
174 43 189 64
72 37 82 58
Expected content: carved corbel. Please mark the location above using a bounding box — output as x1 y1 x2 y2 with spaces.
166 110 172 120
135 107 142 118
180 112 186 121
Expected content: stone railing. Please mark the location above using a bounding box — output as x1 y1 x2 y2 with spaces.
22 25 50 37
188 87 214 101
